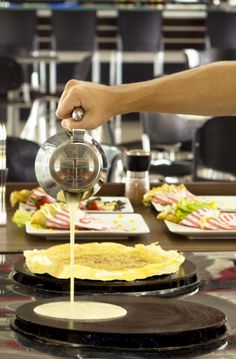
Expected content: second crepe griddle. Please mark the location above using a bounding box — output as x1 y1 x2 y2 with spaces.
11 295 228 354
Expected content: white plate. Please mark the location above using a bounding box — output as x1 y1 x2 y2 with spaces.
80 196 134 213
25 213 150 239
198 196 236 212
151 201 166 212
152 195 236 213
165 220 236 239
20 197 134 214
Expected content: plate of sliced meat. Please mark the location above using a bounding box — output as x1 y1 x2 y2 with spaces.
25 213 150 239
165 207 236 239
148 186 236 214
143 184 195 212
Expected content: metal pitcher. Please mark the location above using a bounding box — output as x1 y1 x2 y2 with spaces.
34 108 108 201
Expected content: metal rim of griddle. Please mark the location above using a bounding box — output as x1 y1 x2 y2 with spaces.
11 295 228 354
12 258 200 297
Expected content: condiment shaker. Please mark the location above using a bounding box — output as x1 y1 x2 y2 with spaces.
125 149 151 205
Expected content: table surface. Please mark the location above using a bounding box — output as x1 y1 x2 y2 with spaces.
3 182 236 253
2 182 236 358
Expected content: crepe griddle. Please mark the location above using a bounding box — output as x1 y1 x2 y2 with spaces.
12 258 200 296
11 295 228 354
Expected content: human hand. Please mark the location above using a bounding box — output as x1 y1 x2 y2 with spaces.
56 80 116 130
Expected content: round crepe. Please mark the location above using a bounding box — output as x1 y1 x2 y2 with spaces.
24 242 185 281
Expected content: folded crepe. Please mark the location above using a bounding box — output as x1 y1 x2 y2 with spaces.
143 184 195 206
24 242 185 281
10 187 55 208
30 202 112 231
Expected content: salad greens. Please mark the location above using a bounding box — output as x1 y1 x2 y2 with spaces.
12 209 32 228
175 198 218 222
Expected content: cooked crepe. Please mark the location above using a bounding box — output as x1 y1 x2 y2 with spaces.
143 184 186 203
24 242 185 281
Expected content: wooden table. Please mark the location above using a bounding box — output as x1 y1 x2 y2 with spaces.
2 182 236 253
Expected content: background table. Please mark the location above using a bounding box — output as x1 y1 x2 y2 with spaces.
2 182 236 253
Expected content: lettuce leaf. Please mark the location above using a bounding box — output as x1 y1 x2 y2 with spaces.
175 198 218 222
12 210 32 228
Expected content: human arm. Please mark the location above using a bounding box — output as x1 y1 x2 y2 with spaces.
56 61 236 130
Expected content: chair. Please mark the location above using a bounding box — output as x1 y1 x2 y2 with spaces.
50 10 103 141
6 136 40 182
51 10 100 90
0 9 37 56
205 11 236 50
0 56 32 136
20 95 59 145
112 10 164 86
20 56 103 145
140 112 193 183
192 116 236 181
0 9 38 88
110 10 164 144
184 47 236 69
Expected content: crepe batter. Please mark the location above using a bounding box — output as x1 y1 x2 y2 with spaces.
34 192 127 321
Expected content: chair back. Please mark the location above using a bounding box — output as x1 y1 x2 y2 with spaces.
0 57 24 93
51 10 97 51
6 137 40 182
140 112 193 182
0 10 37 55
117 10 163 52
141 112 192 146
192 116 236 181
206 11 236 49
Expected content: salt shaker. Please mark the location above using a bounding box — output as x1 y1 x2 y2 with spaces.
125 149 151 205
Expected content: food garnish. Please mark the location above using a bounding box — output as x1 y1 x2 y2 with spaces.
12 210 32 228
80 197 126 211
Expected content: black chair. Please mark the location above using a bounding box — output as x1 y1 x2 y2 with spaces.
205 11 236 50
0 57 24 94
0 9 37 56
192 116 236 181
0 9 38 89
140 112 193 183
51 10 97 51
110 10 164 144
184 47 236 69
112 10 164 85
6 136 39 182
0 57 32 136
51 10 99 88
